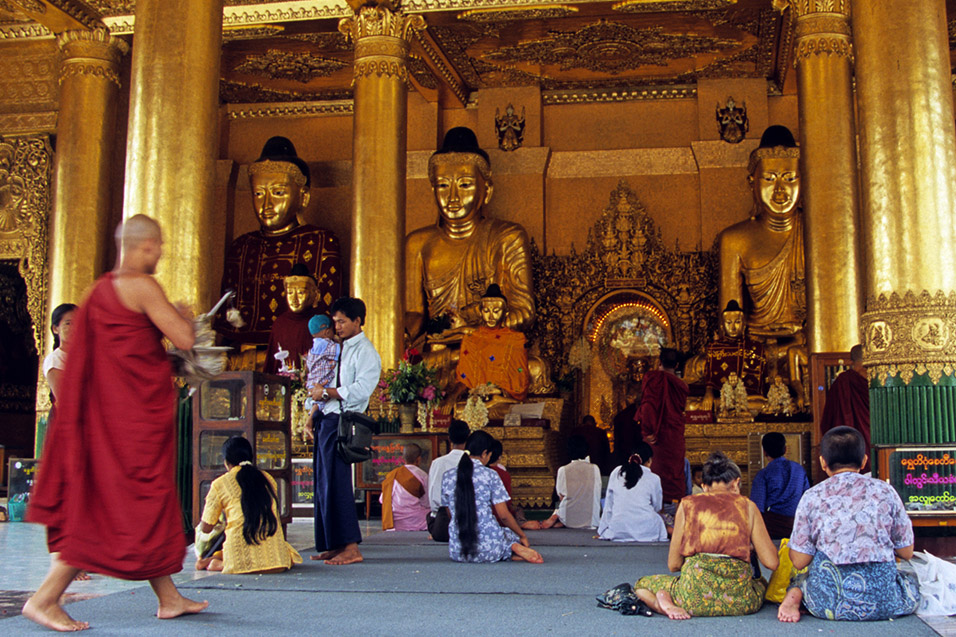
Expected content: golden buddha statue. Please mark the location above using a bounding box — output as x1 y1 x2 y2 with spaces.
717 125 807 408
264 263 321 375
216 136 341 345
453 284 531 417
405 127 537 390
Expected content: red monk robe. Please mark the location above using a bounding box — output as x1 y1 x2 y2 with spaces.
637 369 689 502
264 310 316 375
456 326 530 401
820 368 871 472
28 273 186 580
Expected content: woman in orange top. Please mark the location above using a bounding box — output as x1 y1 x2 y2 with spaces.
634 451 778 619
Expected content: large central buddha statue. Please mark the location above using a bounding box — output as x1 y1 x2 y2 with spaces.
718 125 805 339
216 136 342 345
405 127 534 388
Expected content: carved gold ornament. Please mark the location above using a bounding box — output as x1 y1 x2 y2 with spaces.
862 290 956 385
457 4 578 22
613 0 737 12
234 49 347 83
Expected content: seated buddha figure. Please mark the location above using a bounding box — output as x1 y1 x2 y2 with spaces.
264 263 320 375
454 284 531 417
216 136 341 345
405 127 537 391
718 125 807 407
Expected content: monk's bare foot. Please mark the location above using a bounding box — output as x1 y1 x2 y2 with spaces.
511 544 544 563
325 547 363 565
22 598 89 632
312 548 344 561
538 515 559 529
777 587 803 623
73 571 91 582
156 595 208 619
195 557 212 571
656 591 691 620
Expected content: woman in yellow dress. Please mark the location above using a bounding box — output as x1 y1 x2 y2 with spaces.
196 436 302 574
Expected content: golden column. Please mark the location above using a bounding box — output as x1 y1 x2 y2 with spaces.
339 1 424 366
49 28 128 326
853 0 956 446
123 0 223 309
791 0 862 353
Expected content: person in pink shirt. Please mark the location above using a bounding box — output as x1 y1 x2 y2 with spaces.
380 444 430 531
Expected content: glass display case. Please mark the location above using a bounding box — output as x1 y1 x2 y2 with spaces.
192 371 293 527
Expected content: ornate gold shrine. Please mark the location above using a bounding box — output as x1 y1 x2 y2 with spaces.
531 179 717 426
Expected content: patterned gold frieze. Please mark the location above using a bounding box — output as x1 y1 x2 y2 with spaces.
0 111 56 134
543 85 695 104
862 290 956 386
226 99 353 119
220 78 350 103
8 0 44 14
483 20 741 74
282 30 350 49
223 24 284 41
794 35 851 64
414 29 467 104
613 0 737 12
0 51 57 108
234 48 347 82
786 0 850 18
457 4 577 22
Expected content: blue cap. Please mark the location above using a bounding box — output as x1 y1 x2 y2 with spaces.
308 314 331 335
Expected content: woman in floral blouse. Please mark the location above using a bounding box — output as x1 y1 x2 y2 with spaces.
441 430 543 564
778 426 919 622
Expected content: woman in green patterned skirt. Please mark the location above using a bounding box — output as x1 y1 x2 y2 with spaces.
634 451 779 619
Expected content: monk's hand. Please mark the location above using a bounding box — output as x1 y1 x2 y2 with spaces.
645 434 657 445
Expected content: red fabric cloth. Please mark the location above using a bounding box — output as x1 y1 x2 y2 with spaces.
490 463 516 525
637 369 689 502
264 310 316 375
820 368 871 472
28 273 186 580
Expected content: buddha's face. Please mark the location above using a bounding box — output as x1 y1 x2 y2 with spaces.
729 372 739 384
251 170 310 235
479 298 507 328
751 156 800 216
432 161 491 224
721 311 744 339
284 280 317 313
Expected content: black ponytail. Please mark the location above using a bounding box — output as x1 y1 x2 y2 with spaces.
223 436 278 545
455 429 495 559
622 441 653 490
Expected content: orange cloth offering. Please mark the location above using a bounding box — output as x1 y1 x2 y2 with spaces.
456 326 530 401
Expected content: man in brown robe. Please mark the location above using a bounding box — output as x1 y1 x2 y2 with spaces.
819 344 870 472
638 348 689 503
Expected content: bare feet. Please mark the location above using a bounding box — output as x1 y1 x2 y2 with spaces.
325 545 363 565
312 548 344 561
656 591 691 620
156 595 209 620
520 520 542 530
74 572 91 582
511 543 544 563
195 557 212 571
777 587 803 622
538 515 563 530
22 598 89 632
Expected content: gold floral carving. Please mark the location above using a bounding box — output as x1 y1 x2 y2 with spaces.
793 12 850 37
219 79 351 103
531 180 717 380
7 0 44 14
339 5 425 43
414 30 467 104
226 100 353 120
483 20 741 74
58 63 120 86
406 54 438 89
0 135 52 361
543 86 696 104
0 111 56 134
862 290 956 386
234 49 347 83
787 0 850 18
613 0 737 12
223 24 284 41
457 5 577 22
283 31 351 50
794 35 852 64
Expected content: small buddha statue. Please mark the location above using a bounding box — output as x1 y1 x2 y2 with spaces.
763 375 795 416
264 263 320 375
405 127 538 391
454 284 531 417
719 372 752 421
216 136 342 345
717 125 807 408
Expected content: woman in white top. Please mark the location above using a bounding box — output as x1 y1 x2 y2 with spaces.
598 442 668 542
540 434 602 529
43 303 77 405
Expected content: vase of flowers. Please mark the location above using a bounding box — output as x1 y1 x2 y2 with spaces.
379 348 442 433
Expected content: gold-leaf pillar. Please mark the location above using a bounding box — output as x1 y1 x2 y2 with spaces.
49 28 128 340
792 1 862 354
853 0 956 446
339 3 424 367
123 0 223 309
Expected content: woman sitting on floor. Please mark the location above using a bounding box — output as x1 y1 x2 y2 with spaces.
597 442 668 542
634 451 778 619
441 430 544 564
196 436 302 574
778 426 919 623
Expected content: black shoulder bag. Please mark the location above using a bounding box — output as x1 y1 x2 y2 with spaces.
332 346 379 464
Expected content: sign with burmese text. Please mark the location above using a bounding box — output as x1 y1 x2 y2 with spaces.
361 437 434 488
889 447 956 515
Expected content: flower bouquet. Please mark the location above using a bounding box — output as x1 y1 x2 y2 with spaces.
379 348 442 432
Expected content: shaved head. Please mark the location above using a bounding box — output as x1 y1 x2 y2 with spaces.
850 344 863 364
403 443 422 464
116 214 161 251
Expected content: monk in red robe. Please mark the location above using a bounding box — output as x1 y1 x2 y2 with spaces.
820 344 870 472
638 348 690 502
24 215 207 631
